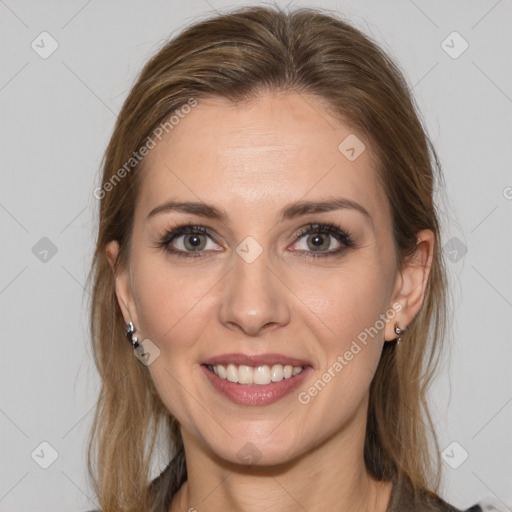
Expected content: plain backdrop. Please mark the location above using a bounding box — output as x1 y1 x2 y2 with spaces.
1 1 511 510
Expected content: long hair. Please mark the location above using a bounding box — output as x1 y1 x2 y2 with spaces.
86 5 448 511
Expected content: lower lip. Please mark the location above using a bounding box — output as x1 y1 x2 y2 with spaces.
201 365 312 406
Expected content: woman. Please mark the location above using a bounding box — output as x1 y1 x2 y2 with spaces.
87 5 462 511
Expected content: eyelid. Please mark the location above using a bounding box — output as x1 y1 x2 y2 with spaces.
294 222 353 243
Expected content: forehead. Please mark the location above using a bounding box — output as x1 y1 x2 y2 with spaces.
137 92 387 225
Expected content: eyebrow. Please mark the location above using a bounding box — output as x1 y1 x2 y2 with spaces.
146 197 372 224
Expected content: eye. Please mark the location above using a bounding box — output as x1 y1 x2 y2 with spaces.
157 223 222 257
290 223 355 258
157 222 355 259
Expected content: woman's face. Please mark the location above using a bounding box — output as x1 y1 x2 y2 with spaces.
109 91 409 466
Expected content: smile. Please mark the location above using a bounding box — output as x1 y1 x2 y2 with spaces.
201 362 312 406
205 363 304 385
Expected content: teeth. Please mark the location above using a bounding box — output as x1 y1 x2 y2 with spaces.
208 363 304 385
217 364 227 379
226 364 238 383
271 364 283 382
254 365 271 385
238 365 253 384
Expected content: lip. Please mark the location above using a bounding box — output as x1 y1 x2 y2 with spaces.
202 352 312 368
201 363 313 406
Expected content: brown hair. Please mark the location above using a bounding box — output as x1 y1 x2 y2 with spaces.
86 4 448 511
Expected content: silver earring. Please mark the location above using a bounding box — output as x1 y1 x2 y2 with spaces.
394 322 408 345
125 321 140 348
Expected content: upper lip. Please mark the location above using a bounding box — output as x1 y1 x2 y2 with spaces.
202 353 312 368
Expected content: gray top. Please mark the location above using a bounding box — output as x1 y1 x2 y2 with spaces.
387 478 463 511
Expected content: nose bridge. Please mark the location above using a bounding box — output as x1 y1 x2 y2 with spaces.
218 238 290 335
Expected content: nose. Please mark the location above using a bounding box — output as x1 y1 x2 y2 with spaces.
218 245 291 337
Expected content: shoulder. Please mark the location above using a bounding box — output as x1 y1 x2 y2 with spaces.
389 478 463 512
418 490 463 512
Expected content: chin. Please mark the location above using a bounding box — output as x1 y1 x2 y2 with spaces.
203 427 307 469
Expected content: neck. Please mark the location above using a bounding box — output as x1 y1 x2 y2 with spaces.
169 414 392 512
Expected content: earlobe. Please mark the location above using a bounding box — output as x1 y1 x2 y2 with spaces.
105 240 139 327
385 229 435 342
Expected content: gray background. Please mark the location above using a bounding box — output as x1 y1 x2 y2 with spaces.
1 0 511 510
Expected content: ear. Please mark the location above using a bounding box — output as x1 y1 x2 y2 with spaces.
105 240 140 329
384 229 435 342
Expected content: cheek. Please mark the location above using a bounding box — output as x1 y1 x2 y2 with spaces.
132 248 393 374
292 260 392 406
290 289 387 443
129 256 220 424
131 256 218 354
292 258 392 346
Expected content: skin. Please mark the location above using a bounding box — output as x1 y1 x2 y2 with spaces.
106 91 434 512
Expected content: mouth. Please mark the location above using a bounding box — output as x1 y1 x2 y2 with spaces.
200 353 313 406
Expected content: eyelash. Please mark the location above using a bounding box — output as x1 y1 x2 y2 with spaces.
156 222 355 259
